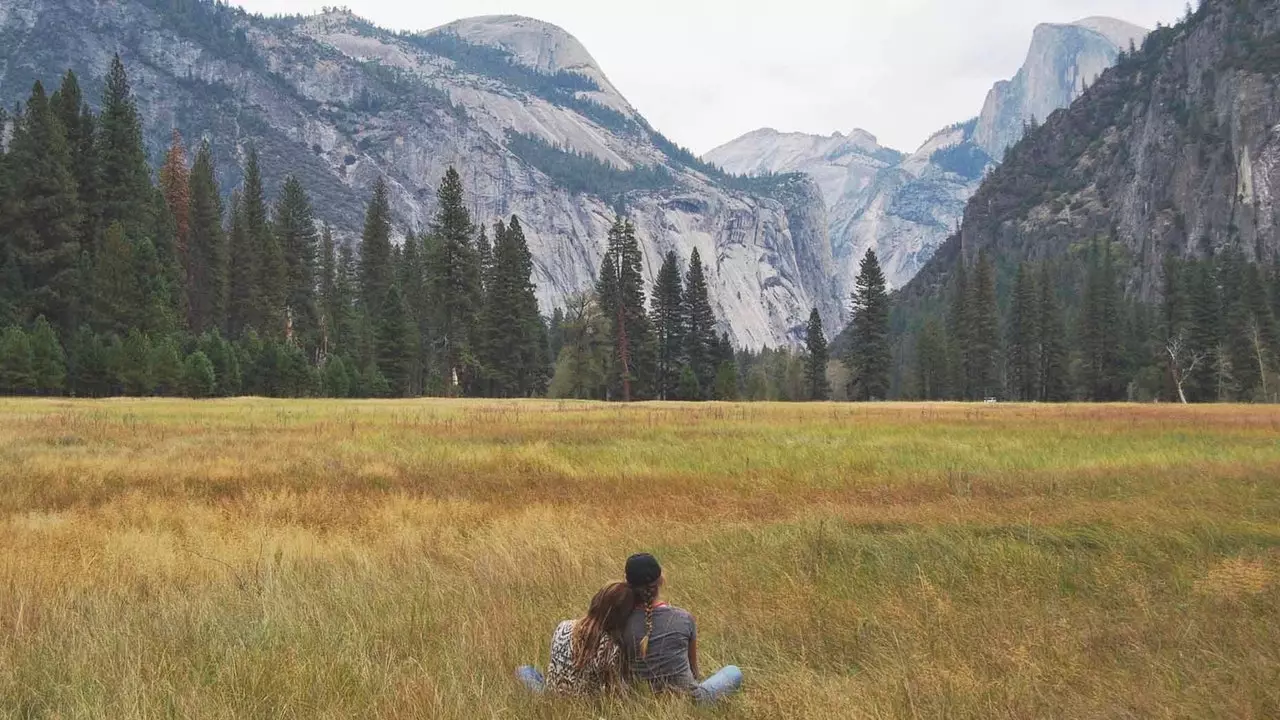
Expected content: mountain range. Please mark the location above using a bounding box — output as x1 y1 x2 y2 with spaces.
705 17 1149 292
0 0 843 349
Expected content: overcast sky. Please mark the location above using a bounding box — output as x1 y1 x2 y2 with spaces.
230 0 1188 154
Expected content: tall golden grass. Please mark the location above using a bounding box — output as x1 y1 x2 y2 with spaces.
1 399 1278 719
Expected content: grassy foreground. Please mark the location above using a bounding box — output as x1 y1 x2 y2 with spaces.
1 399 1278 719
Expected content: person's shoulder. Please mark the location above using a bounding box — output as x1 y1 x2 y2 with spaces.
666 606 696 624
555 619 576 634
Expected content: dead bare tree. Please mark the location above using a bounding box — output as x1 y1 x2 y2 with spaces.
1166 331 1207 405
1248 318 1270 400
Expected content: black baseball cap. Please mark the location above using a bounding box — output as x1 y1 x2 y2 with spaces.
625 553 662 586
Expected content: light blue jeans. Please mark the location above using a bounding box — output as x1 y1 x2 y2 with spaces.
516 665 744 704
692 666 744 705
516 665 545 693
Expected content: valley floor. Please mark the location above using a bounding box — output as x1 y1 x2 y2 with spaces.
1 399 1278 718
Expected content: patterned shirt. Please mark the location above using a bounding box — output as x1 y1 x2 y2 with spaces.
544 620 623 696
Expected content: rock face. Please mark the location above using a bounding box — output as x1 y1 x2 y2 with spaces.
973 18 1148 158
904 0 1280 306
0 2 839 349
706 18 1146 293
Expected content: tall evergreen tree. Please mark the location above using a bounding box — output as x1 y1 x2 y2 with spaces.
947 262 971 400
682 247 717 400
426 168 482 392
482 216 547 397
376 284 414 397
226 191 254 338
318 224 338 355
359 176 395 313
243 150 285 337
968 252 999 400
8 81 81 332
651 250 685 400
96 55 150 238
915 317 948 400
274 175 319 347
476 223 494 293
1007 263 1040 401
1038 265 1069 402
596 217 654 401
91 222 139 336
52 71 97 250
1079 238 1124 401
847 250 891 401
187 142 227 335
159 130 190 272
803 308 830 401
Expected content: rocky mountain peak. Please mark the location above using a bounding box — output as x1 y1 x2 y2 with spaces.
1070 16 1148 49
425 15 630 113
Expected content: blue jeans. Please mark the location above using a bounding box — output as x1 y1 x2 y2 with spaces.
516 665 545 693
516 664 743 703
693 666 744 705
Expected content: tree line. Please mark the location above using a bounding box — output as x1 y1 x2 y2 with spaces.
0 58 548 398
899 238 1280 403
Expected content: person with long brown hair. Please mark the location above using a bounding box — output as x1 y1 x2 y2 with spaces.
516 582 635 696
622 553 743 704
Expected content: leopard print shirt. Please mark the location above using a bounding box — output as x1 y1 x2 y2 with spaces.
544 620 622 696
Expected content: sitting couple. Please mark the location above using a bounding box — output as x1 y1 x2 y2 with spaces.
516 553 743 705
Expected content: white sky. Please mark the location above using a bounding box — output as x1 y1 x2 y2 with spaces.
230 0 1189 154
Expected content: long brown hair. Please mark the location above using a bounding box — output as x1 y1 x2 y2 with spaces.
572 582 635 670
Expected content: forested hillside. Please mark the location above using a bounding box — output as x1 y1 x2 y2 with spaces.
890 0 1280 403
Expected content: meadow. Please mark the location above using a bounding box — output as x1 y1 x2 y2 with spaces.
1 399 1278 719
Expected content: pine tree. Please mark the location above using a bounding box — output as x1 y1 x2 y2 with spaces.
426 168 482 392
52 71 97 254
66 325 110 398
181 351 216 398
376 284 414 397
226 191 254 338
149 336 183 396
0 107 15 327
8 81 82 332
243 149 284 337
96 56 150 238
596 218 655 401
651 250 685 400
847 250 891 401
359 176 396 314
1007 263 1040 401
318 224 338 355
0 326 34 395
803 308 830 401
187 142 227 335
682 247 718 400
482 216 547 397
274 175 319 347
476 223 494 294
947 263 971 400
714 360 740 401
92 222 138 337
398 231 429 395
1079 238 1124 401
1038 265 1069 402
968 252 999 400
321 354 352 398
28 315 65 395
159 130 191 276
914 317 948 400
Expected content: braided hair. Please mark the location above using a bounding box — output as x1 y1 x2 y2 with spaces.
633 581 660 659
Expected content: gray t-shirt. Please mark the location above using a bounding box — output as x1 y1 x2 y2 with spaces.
622 604 698 691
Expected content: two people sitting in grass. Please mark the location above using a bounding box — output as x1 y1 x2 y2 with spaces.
516 553 744 704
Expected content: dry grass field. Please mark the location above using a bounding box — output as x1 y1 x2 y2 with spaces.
1 399 1279 719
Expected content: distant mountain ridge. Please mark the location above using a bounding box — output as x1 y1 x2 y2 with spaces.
706 17 1149 293
0 0 840 349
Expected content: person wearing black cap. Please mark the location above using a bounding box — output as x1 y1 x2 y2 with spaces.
622 553 743 704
